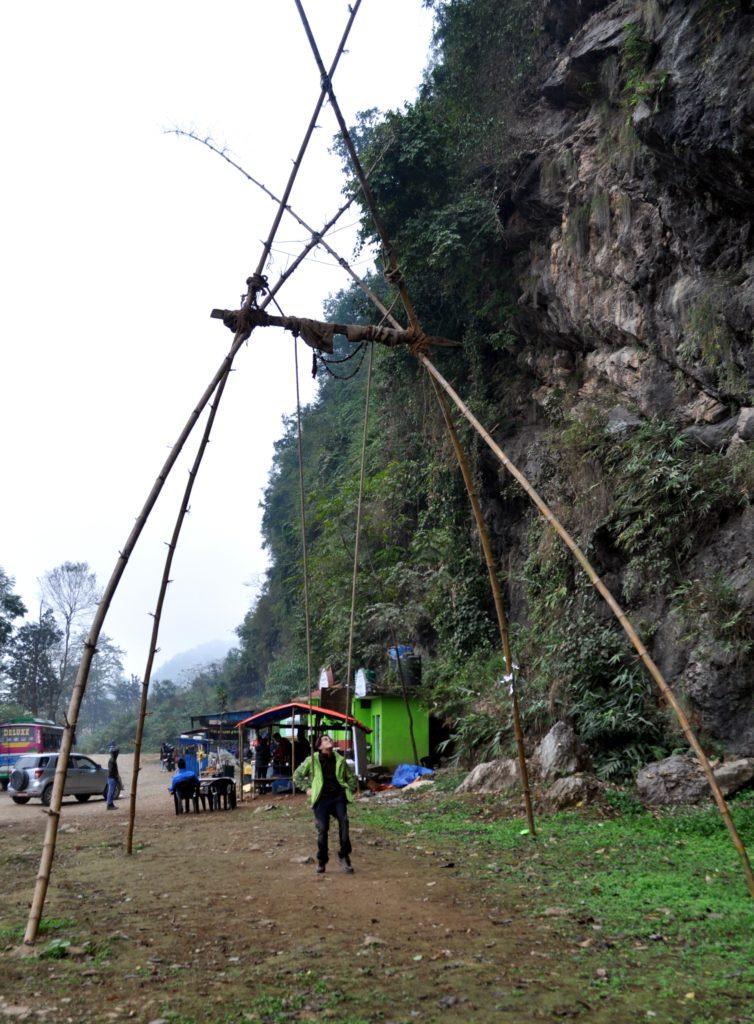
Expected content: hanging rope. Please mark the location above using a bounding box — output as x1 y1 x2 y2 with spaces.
294 335 314 694
344 342 374 715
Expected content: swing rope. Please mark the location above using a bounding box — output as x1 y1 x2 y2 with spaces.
344 341 374 716
294 335 314 694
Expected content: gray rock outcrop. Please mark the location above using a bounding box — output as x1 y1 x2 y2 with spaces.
636 754 754 807
455 758 520 795
535 722 586 780
543 773 606 810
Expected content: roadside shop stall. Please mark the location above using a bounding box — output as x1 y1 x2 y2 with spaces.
235 702 371 799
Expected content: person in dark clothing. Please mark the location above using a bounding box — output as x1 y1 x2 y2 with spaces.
106 745 122 809
270 732 292 776
253 732 270 791
293 734 356 874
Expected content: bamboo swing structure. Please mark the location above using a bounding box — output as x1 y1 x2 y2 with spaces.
23 0 754 946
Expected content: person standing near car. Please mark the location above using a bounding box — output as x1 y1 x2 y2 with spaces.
106 745 121 809
293 734 356 874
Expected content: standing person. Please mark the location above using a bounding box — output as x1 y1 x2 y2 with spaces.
253 732 270 791
270 732 292 776
293 734 357 874
105 745 122 810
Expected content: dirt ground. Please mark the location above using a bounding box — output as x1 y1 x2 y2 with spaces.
0 756 624 1024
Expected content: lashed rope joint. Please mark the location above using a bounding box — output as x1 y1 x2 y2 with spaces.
246 273 269 306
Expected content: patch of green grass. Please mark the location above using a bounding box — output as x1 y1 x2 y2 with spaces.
39 938 71 960
356 792 754 1016
0 916 75 944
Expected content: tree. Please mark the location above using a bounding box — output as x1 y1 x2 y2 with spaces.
39 561 100 716
0 567 27 664
5 610 63 718
72 632 127 733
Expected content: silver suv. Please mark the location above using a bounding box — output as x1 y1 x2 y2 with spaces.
7 753 120 807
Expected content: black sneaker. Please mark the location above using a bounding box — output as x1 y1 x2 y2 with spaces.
316 863 326 874
339 857 354 874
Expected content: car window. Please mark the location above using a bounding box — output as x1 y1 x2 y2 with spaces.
74 756 99 771
15 755 50 769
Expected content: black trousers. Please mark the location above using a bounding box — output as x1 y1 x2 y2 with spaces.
313 793 351 865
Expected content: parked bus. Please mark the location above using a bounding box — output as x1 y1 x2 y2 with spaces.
0 719 65 790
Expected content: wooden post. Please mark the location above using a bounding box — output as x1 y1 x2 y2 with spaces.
393 642 419 766
238 724 244 804
431 377 536 835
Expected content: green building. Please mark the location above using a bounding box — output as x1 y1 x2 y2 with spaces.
352 694 429 768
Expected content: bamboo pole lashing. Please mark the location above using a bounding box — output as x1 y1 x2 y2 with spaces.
25 1 364 942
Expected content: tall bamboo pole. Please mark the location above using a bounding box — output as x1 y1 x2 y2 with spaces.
23 324 254 946
24 0 364 944
431 379 535 834
420 354 754 897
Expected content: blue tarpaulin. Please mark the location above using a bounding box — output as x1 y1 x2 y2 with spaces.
391 763 434 788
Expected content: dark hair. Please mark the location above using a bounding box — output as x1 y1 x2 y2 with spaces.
177 757 186 770
316 734 331 751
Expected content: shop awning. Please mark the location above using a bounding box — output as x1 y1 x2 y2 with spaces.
237 701 371 732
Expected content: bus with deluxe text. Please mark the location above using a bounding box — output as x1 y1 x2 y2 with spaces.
0 719 65 790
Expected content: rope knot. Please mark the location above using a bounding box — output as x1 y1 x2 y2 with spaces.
384 263 404 288
246 273 269 306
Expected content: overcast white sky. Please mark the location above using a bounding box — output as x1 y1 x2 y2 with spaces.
0 2 435 675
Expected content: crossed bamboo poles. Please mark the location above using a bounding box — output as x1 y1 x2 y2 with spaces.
23 2 754 945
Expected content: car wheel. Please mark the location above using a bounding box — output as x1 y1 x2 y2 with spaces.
1 779 8 791
9 768 28 792
75 794 91 803
41 784 54 807
11 795 30 805
114 783 122 801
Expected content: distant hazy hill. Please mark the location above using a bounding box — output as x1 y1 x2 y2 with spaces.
153 639 236 686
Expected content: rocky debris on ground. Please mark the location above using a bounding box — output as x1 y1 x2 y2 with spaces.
636 754 754 807
542 773 606 810
534 722 587 780
455 758 519 795
291 855 314 865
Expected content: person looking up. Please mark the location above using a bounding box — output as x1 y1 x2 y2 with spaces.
293 734 356 874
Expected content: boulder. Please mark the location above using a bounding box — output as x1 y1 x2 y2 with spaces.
543 773 605 810
735 407 754 441
455 758 519 795
681 416 738 451
535 722 585 780
606 404 642 436
636 754 754 807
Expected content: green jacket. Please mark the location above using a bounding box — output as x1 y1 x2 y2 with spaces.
293 751 356 806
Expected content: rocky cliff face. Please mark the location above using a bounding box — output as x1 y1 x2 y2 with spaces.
488 0 754 754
